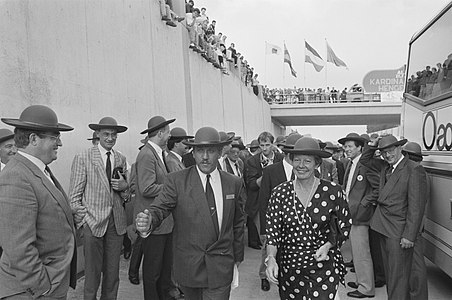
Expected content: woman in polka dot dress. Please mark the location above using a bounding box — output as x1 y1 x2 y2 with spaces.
265 137 352 300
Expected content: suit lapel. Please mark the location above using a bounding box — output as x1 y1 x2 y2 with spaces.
92 147 111 191
350 162 362 189
379 158 407 201
220 171 233 237
187 167 217 238
146 143 168 175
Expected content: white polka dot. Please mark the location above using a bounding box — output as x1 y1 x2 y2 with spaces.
317 277 322 282
329 276 334 282
321 201 327 207
314 208 319 213
330 195 336 200
313 291 319 297
323 186 328 191
321 215 326 221
322 284 328 290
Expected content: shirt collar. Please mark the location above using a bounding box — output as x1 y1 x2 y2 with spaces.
392 155 404 171
98 145 114 157
196 165 220 183
282 157 292 170
18 150 47 174
170 150 182 162
351 153 362 165
147 140 163 152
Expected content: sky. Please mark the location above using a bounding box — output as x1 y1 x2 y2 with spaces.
194 0 450 142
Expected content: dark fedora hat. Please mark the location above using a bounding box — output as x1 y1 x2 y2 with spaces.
284 137 332 158
246 139 259 149
402 141 428 157
231 140 246 150
317 139 327 149
324 141 339 150
0 128 14 144
338 132 366 145
169 127 194 140
275 135 286 146
2 105 73 132
89 117 127 133
141 116 175 134
218 131 235 142
377 135 407 150
183 127 233 147
281 133 303 151
87 131 99 141
360 133 370 142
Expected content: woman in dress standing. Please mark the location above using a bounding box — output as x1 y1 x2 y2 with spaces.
266 137 352 300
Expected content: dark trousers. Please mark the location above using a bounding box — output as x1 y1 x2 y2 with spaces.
369 229 386 283
128 235 143 279
246 215 261 247
410 233 428 300
83 214 123 300
379 234 414 300
180 284 231 300
142 233 174 300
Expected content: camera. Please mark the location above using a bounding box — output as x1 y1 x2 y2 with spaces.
112 167 124 179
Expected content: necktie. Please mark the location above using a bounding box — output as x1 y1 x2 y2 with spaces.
206 174 219 237
385 166 394 183
345 161 354 197
234 162 241 177
162 150 169 173
45 166 63 193
106 151 112 184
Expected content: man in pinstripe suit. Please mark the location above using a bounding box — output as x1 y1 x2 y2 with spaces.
69 117 130 300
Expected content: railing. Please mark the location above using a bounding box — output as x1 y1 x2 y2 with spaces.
264 92 381 104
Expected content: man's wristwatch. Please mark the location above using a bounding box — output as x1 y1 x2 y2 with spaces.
264 255 275 266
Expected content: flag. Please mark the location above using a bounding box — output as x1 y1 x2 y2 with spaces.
305 41 324 72
284 43 297 78
326 41 348 68
265 42 282 55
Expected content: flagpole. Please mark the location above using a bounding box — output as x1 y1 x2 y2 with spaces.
283 41 286 89
264 41 268 85
303 39 306 88
325 38 328 89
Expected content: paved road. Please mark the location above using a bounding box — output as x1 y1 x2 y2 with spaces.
68 240 452 299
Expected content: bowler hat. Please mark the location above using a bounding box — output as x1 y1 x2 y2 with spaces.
89 117 127 133
87 132 99 141
231 140 246 150
377 135 407 150
360 133 370 142
324 141 339 150
402 142 428 157
183 127 233 147
218 131 235 142
246 139 259 149
2 105 73 132
338 132 366 145
169 127 193 140
0 128 14 144
317 139 327 149
284 137 332 158
281 133 303 151
141 116 175 134
275 135 286 146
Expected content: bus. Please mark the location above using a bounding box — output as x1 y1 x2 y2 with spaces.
401 1 452 278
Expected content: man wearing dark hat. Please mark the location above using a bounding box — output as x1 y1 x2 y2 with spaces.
223 140 245 178
324 141 346 185
135 115 176 300
136 126 246 300
166 127 193 173
0 128 17 172
0 105 82 299
360 135 428 300
257 133 302 291
245 132 284 250
69 117 129 300
87 131 100 146
338 133 380 298
246 139 260 156
317 140 339 184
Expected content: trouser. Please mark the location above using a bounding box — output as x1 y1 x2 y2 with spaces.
83 214 123 300
247 214 261 247
379 234 414 300
128 235 143 279
409 233 428 300
369 228 386 284
259 234 267 279
180 284 231 300
1 294 67 300
350 225 375 295
142 233 174 300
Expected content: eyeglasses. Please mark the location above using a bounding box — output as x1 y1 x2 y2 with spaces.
381 147 397 156
39 133 61 142
100 132 118 139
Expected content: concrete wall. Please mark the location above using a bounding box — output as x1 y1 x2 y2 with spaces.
0 0 281 189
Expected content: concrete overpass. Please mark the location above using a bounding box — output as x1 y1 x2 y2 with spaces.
270 102 402 128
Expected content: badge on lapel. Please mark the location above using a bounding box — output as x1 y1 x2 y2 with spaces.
226 194 235 200
357 175 363 182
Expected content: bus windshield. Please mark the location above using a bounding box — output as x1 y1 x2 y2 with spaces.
406 4 452 101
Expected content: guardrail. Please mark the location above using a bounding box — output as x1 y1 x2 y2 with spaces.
264 92 382 104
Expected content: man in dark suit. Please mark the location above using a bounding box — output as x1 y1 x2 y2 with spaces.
361 135 428 300
69 117 130 300
244 132 284 249
166 127 193 173
135 115 176 300
136 127 246 300
338 133 380 298
257 133 302 291
317 140 339 183
223 140 245 178
324 141 346 185
0 105 84 299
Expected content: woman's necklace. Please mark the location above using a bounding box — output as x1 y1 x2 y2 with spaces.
292 178 318 225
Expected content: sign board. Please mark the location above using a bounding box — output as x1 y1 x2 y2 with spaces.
362 65 406 93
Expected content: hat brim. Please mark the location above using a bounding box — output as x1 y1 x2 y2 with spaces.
2 118 74 132
231 144 246 150
0 133 15 144
338 136 366 145
283 148 332 158
402 149 428 157
377 139 407 150
169 135 194 141
87 137 100 141
183 139 232 147
88 124 128 133
140 119 176 134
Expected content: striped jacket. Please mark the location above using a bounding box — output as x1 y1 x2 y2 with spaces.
69 146 128 237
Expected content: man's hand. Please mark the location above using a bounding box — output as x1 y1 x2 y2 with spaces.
72 206 87 224
111 172 128 191
400 237 414 249
136 209 152 234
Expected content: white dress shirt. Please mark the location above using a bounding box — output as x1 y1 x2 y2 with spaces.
0 161 5 171
98 145 116 169
197 166 224 231
18 150 52 183
282 158 293 181
147 140 165 164
346 154 361 198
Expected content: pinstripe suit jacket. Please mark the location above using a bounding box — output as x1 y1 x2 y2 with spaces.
69 146 128 237
0 153 76 299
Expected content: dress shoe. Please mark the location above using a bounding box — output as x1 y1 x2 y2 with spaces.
248 244 261 250
347 290 375 298
166 20 177 27
350 267 355 273
344 260 354 268
129 276 140 285
374 280 386 288
347 282 358 289
261 278 270 291
176 16 185 22
124 250 131 259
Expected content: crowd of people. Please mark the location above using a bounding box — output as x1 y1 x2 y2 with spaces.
0 104 430 300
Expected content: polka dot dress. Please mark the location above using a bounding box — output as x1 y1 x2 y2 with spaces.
267 180 352 300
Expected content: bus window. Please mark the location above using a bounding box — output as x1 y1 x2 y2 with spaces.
406 6 452 101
